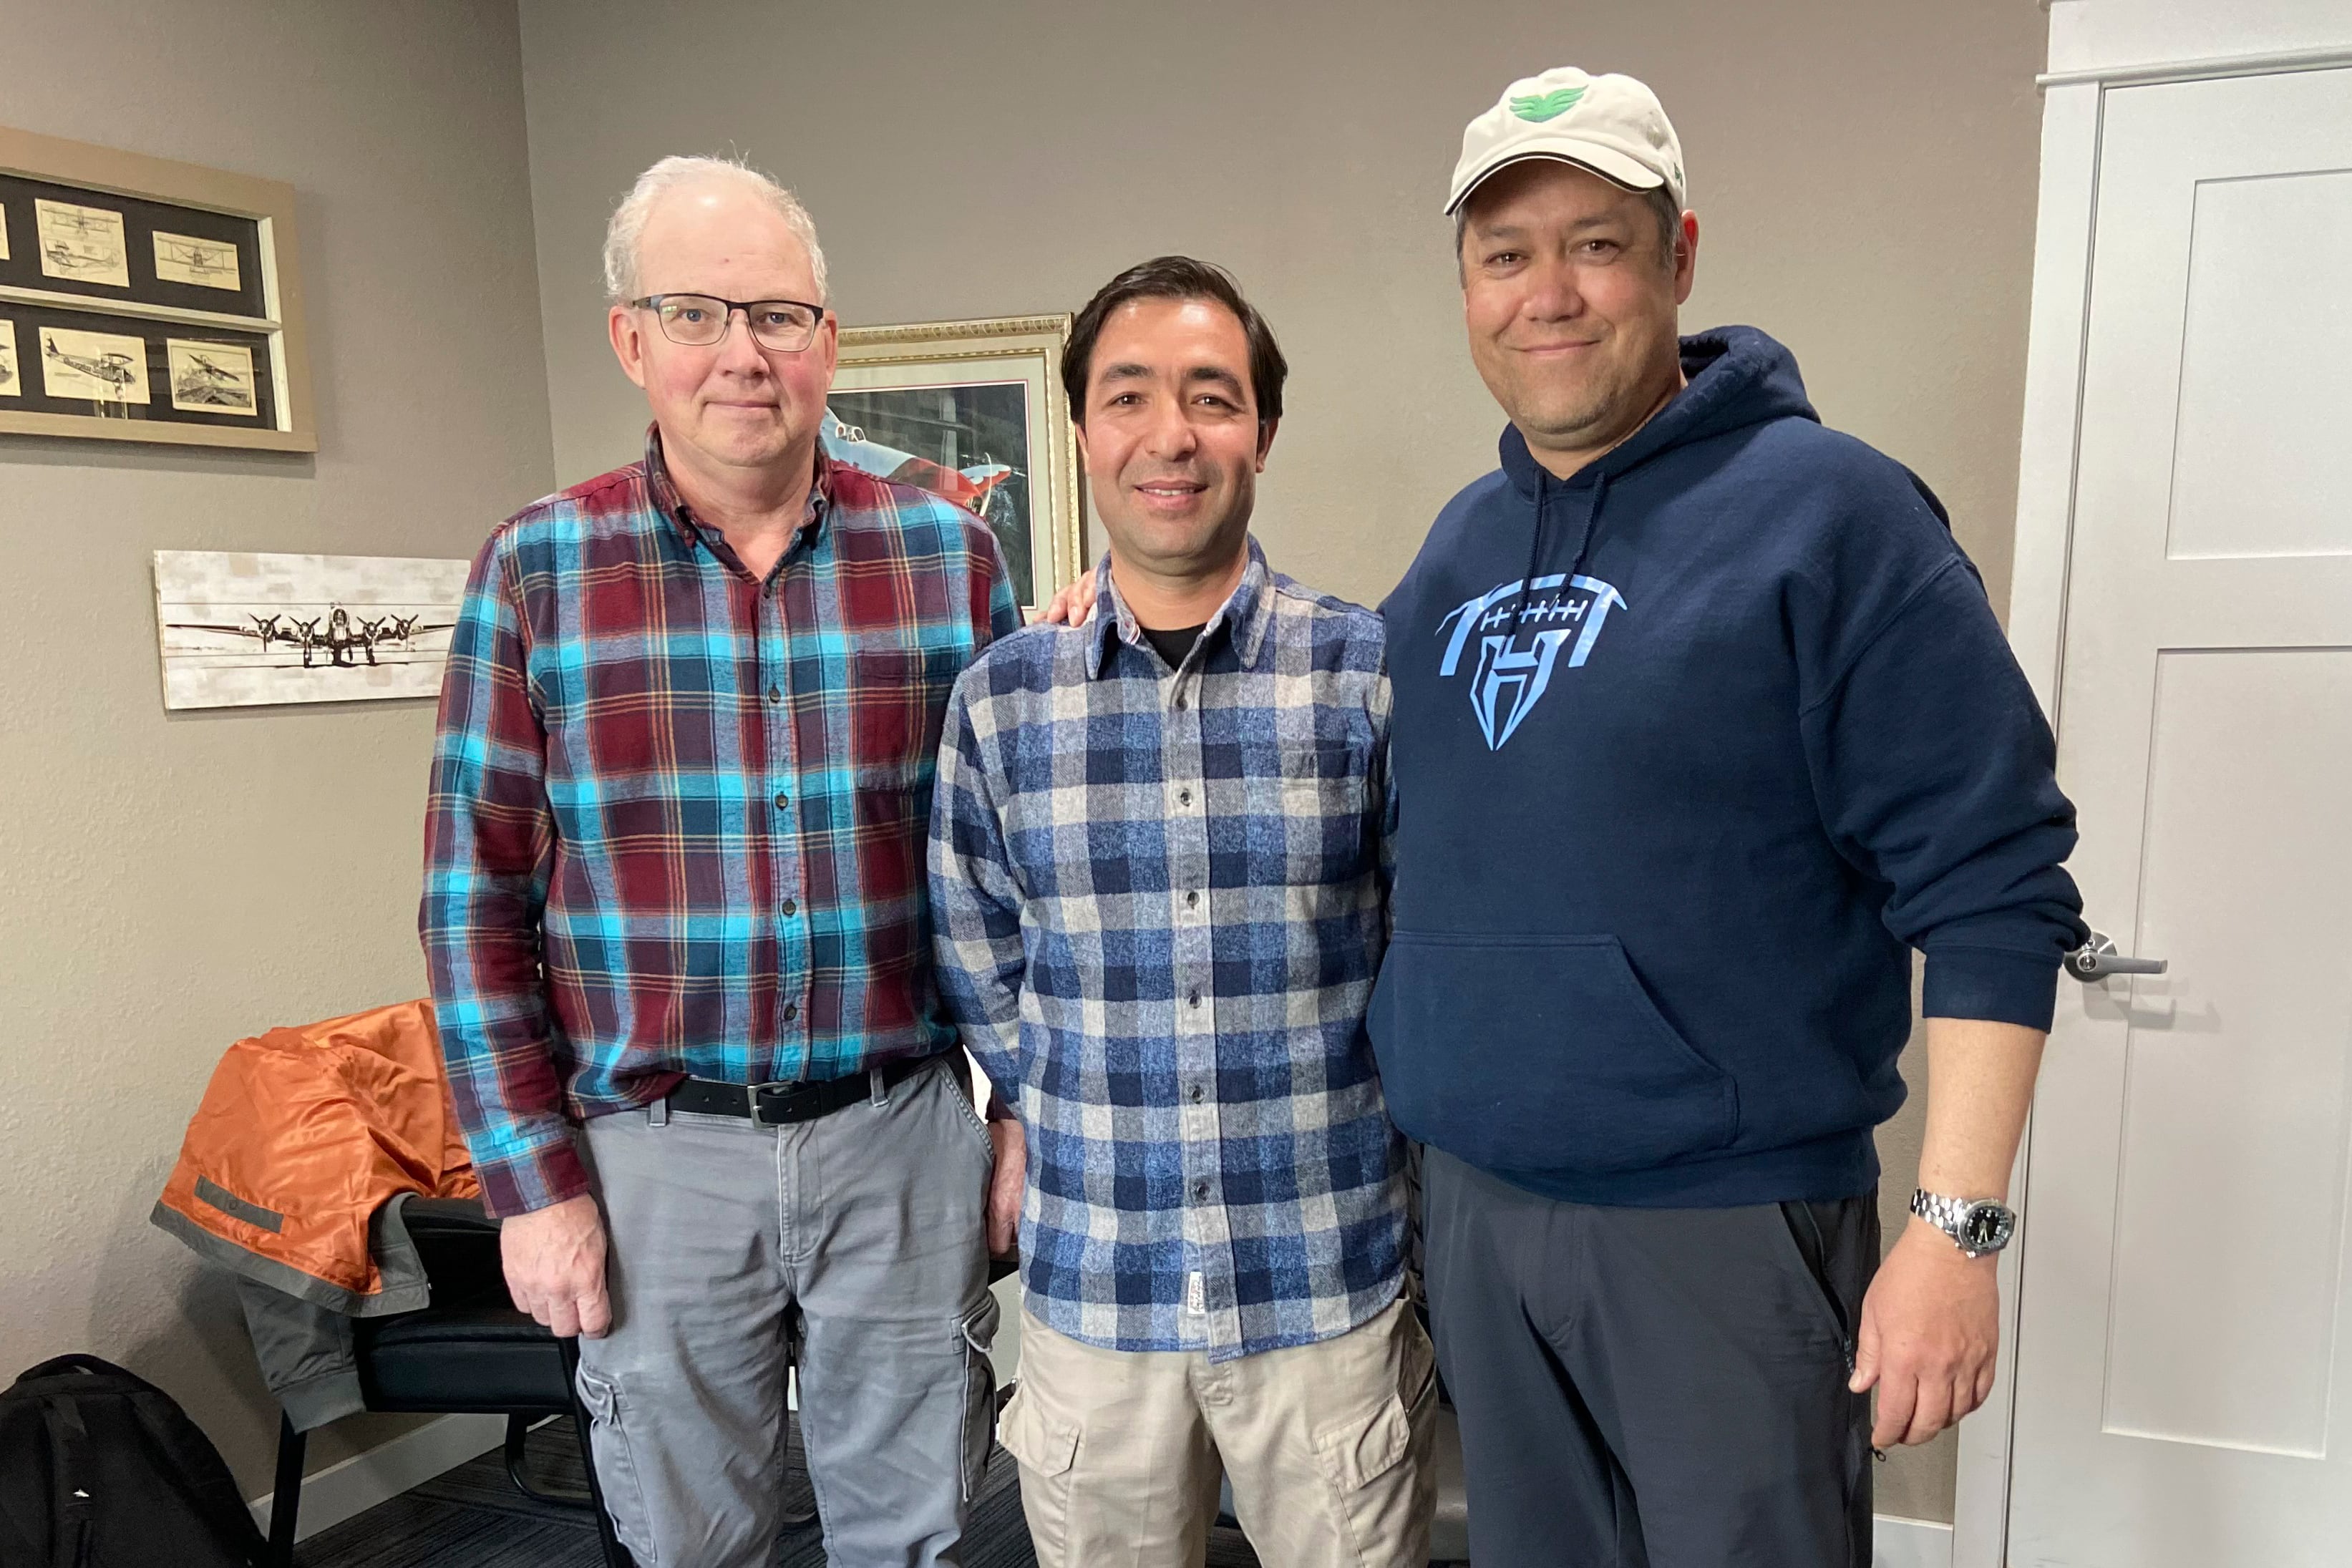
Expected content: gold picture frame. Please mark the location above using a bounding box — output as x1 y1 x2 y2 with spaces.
827 313 1086 615
0 123 315 452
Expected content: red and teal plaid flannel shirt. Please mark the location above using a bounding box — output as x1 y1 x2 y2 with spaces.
422 428 1019 1215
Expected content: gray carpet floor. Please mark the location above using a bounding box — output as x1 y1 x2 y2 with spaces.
296 1418 1266 1567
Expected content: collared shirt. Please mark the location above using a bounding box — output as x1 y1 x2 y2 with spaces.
928 540 1405 1361
424 427 1019 1216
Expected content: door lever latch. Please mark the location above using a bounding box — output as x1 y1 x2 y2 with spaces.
2065 930 2169 982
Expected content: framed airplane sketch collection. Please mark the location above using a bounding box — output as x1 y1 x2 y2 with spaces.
0 124 315 451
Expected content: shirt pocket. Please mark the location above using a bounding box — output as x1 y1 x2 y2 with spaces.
847 643 963 802
1243 739 1371 888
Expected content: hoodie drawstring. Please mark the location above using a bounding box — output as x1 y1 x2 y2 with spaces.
1566 469 1608 588
1513 468 1610 633
1509 473 1550 635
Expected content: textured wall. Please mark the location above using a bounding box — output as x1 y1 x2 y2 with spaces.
0 0 553 1490
518 0 2047 1521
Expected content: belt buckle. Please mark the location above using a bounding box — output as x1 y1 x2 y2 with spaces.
745 1078 803 1125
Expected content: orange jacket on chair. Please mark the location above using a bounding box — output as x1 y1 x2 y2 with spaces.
152 999 482 1314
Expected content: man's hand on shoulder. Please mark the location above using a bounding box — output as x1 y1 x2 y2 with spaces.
501 1191 611 1339
1039 572 1097 627
1850 1217 2000 1447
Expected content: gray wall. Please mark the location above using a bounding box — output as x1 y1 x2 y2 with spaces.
0 0 553 1489
0 0 2048 1521
519 0 2049 1521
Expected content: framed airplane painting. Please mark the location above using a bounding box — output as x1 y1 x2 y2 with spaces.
824 313 1086 615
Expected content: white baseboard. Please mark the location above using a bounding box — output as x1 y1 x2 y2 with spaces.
1876 1513 1956 1568
246 1413 507 1543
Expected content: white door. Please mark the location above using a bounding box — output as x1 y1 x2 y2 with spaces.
2007 65 2352 1567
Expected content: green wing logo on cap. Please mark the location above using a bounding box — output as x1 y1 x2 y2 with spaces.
1509 87 1585 122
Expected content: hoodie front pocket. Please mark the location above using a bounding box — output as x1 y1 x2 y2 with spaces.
1369 931 1738 1176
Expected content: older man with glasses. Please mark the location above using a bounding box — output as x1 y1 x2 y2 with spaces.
422 154 1022 1568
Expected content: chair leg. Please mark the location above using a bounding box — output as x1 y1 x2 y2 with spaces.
778 1406 817 1532
268 1413 306 1568
503 1411 531 1495
501 1412 593 1509
559 1336 638 1568
779 1306 817 1532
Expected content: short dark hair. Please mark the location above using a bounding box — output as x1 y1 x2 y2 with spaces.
1061 255 1287 428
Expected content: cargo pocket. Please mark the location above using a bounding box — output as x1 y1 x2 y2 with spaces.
996 1380 1082 1568
956 1292 1003 1501
996 1380 1079 1479
1316 1388 1416 1495
1311 1309 1439 1560
573 1365 658 1562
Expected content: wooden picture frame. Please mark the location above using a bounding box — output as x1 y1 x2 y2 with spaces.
826 313 1086 615
0 124 315 452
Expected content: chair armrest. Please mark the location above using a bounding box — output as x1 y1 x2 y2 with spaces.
402 1197 499 1237
395 1197 509 1306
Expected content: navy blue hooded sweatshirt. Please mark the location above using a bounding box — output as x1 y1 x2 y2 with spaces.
1373 326 2084 1207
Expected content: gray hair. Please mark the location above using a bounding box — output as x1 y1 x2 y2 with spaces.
1453 180 1683 283
601 154 830 304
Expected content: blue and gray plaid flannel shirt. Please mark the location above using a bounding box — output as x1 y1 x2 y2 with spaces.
928 540 1406 1360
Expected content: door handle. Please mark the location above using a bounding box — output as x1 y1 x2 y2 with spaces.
2065 930 2168 982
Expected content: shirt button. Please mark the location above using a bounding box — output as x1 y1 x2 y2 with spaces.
1188 1084 1204 1103
781 899 797 917
774 792 789 810
767 686 782 704
1175 693 1187 711
782 1003 798 1023
1187 990 1201 1007
1177 788 1192 806
1192 1181 1209 1200
1185 890 1199 908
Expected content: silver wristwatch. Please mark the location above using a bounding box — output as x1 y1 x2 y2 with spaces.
1910 1189 2016 1260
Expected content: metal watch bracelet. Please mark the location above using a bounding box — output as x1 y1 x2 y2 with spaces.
1910 1188 2016 1259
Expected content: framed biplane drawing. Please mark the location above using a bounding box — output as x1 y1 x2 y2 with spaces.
152 551 469 711
0 124 314 452
824 314 1086 615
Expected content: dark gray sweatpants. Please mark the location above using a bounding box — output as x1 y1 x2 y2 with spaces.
1421 1147 1877 1568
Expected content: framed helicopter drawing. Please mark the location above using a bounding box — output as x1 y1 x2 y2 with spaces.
824 314 1086 616
0 123 316 452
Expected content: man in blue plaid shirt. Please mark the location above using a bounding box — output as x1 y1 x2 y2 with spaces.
929 258 1434 1567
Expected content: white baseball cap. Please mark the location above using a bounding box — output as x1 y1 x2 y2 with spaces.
1444 66 1686 217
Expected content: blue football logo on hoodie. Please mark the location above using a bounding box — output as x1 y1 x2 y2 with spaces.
1436 573 1627 749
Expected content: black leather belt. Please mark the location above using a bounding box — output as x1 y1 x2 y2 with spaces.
666 1053 938 1126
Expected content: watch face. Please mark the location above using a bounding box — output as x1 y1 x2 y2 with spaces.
1959 1202 2016 1253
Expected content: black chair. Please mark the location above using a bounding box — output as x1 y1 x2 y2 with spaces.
265 1197 637 1567
266 1201 1010 1566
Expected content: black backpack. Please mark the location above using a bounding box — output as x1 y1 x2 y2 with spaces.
0 1355 266 1568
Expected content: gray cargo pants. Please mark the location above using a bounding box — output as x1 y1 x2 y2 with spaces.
1422 1146 1878 1568
572 1055 998 1568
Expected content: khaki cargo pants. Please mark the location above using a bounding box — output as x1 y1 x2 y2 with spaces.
1000 1292 1436 1568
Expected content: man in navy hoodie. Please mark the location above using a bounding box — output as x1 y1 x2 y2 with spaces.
1374 68 2086 1564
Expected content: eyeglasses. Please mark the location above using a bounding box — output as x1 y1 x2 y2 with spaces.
630 293 828 352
